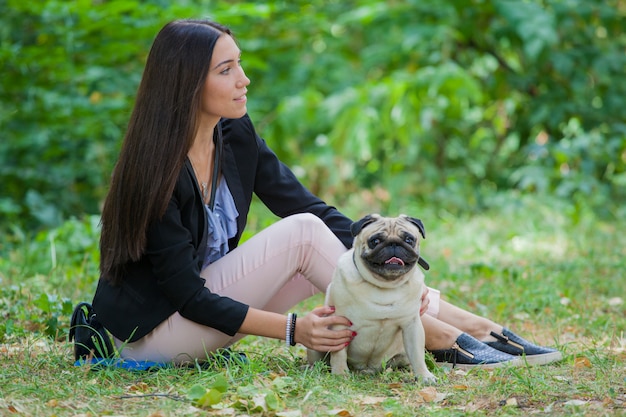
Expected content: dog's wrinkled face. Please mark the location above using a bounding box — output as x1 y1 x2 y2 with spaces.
351 214 427 288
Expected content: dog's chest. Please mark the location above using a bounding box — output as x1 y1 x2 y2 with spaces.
343 284 421 323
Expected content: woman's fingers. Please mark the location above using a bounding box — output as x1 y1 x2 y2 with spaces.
296 309 355 351
308 332 355 352
311 305 338 318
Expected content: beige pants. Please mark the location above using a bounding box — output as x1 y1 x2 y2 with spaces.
116 213 440 363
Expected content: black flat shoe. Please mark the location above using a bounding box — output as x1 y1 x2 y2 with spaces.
484 328 562 366
429 333 523 370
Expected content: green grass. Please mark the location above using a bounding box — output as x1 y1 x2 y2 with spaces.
1 194 625 416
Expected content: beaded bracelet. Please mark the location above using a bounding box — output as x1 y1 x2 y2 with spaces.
285 313 293 347
289 313 297 346
285 312 298 347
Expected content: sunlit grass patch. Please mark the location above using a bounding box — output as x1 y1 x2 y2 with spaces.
0 195 625 416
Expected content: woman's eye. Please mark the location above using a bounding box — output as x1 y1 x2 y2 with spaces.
220 68 231 75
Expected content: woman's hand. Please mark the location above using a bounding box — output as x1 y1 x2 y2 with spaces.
294 306 355 352
420 286 430 316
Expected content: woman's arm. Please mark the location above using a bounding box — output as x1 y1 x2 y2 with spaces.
238 306 355 351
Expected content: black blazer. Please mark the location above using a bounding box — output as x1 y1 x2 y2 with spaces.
92 115 354 342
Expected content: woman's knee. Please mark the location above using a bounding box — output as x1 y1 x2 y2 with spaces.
283 213 330 236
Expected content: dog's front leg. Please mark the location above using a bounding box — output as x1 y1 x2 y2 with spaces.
330 347 350 375
402 321 436 384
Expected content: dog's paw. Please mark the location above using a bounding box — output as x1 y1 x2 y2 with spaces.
416 371 437 385
331 365 350 376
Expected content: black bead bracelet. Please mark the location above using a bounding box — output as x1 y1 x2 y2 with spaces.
285 312 298 347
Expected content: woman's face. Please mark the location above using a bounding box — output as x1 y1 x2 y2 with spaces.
201 34 250 125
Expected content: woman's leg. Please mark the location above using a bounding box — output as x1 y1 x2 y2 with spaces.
421 300 503 350
424 299 562 366
433 299 502 342
421 315 463 351
117 213 348 364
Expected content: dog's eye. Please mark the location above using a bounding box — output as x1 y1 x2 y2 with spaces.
405 235 416 245
368 237 381 248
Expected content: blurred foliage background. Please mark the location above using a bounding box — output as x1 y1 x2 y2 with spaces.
1 0 625 236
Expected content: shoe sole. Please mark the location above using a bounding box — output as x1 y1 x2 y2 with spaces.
435 357 525 370
435 350 563 370
518 351 563 366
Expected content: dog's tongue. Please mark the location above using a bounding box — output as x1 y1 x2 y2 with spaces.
385 257 405 266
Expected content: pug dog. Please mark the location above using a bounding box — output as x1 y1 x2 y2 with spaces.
309 214 436 384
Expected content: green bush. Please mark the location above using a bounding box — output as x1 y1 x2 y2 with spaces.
1 0 624 234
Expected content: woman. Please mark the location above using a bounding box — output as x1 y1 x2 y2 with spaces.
91 19 561 368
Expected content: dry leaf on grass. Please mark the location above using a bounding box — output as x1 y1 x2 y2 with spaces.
574 356 592 368
464 399 493 413
418 387 448 403
328 408 352 416
128 382 150 392
358 396 386 405
504 397 518 407
419 387 438 402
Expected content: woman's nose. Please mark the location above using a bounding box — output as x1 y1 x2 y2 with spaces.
237 68 250 88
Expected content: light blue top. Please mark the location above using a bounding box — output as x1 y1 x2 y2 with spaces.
203 176 239 268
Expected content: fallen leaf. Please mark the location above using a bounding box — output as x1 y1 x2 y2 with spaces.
359 396 386 405
419 387 438 402
505 397 518 407
129 382 149 392
45 399 58 407
574 356 592 368
328 409 352 416
453 384 469 390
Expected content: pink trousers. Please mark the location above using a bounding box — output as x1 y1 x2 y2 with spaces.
116 213 440 363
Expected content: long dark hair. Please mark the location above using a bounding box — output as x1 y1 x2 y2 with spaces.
100 19 233 283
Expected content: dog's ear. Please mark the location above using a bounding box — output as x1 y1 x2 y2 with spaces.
350 214 378 237
405 216 426 239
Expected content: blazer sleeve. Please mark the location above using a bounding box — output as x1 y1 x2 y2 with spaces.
142 172 249 337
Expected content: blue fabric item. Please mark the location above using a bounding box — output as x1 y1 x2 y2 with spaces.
74 358 169 371
74 349 248 370
203 176 239 268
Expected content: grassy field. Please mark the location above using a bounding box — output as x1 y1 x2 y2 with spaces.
0 195 624 416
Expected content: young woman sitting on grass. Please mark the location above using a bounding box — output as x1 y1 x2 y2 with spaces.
89 19 562 369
